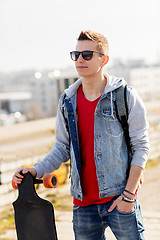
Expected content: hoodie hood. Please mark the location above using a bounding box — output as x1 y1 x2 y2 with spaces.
64 73 127 99
104 73 126 94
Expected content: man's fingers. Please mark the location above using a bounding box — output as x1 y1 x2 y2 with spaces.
12 175 22 185
12 168 25 184
16 172 24 178
13 171 23 179
108 199 118 212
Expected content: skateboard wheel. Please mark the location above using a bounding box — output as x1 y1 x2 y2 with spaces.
53 164 68 184
43 174 58 188
12 179 18 189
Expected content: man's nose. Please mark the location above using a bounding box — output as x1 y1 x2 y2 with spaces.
77 53 84 62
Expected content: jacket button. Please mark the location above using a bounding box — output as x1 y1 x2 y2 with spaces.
96 154 102 157
96 134 101 137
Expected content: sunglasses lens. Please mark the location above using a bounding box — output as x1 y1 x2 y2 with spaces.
82 51 93 61
70 51 80 61
70 51 94 61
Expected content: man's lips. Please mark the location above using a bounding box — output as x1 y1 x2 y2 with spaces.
77 66 88 69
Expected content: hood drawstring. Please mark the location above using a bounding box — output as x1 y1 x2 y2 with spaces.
110 91 115 119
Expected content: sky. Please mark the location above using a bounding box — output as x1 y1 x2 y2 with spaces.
0 0 160 72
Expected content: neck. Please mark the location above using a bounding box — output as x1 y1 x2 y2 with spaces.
81 72 107 101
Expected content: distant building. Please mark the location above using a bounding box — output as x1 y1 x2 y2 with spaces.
130 67 160 102
0 91 32 115
29 71 78 118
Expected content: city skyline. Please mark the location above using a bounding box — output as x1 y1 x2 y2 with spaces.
1 0 160 72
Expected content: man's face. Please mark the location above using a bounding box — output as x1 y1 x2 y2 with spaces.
74 40 105 78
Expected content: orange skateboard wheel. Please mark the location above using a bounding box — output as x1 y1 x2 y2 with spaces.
12 179 18 189
43 174 58 188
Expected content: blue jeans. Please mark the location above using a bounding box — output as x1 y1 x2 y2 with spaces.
73 198 145 240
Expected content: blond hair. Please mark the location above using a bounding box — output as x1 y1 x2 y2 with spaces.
77 30 109 55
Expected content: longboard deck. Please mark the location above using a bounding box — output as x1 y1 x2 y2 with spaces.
13 172 58 240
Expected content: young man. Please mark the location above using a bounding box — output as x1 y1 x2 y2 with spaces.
13 30 149 239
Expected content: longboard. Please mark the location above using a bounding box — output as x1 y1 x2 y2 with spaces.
12 172 58 240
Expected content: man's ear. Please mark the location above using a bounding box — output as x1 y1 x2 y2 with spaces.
102 55 109 66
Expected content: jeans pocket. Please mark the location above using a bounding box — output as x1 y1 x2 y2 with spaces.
116 206 135 215
73 204 80 211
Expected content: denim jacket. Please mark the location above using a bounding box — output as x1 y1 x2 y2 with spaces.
34 74 149 201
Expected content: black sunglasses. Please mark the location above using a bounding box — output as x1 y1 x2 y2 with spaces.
70 50 104 61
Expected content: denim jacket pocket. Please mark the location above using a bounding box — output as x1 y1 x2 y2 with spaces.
102 109 123 137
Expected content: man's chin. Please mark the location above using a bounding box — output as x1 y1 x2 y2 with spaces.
77 70 90 78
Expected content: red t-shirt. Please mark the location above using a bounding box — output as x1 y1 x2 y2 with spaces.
73 85 114 206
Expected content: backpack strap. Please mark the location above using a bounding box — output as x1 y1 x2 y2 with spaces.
115 84 132 154
115 84 132 177
115 84 128 120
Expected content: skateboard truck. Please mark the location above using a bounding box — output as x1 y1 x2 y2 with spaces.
12 172 58 189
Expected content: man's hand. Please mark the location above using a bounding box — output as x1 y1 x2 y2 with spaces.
108 196 134 213
12 167 37 186
108 165 143 213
